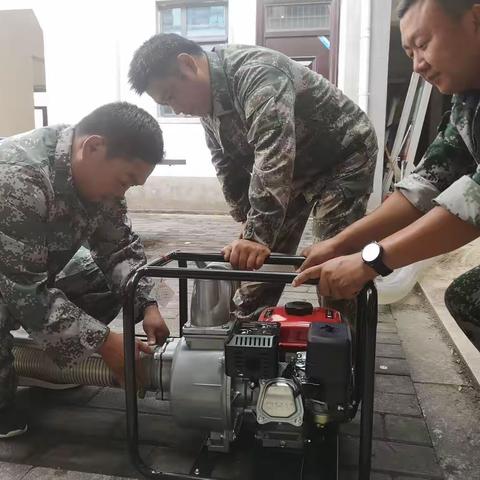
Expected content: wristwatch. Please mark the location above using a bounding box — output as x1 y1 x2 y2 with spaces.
361 242 393 277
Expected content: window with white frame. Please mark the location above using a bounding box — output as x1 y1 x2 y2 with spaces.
265 2 330 33
157 1 228 117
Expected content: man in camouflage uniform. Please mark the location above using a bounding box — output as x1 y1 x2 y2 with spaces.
128 34 378 318
295 0 480 350
0 102 170 437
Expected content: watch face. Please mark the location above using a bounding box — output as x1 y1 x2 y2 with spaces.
362 243 381 263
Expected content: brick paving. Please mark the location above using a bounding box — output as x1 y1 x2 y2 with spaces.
0 213 451 479
338 304 443 479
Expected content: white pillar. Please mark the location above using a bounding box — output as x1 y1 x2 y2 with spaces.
338 0 392 210
337 0 361 102
228 0 256 44
367 0 392 208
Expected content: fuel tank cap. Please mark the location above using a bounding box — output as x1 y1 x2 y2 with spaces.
284 301 313 316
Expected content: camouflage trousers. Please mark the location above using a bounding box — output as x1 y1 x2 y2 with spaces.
0 247 121 409
445 266 480 352
234 151 376 321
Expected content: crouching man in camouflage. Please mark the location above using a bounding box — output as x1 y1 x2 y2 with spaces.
0 102 170 437
295 0 480 350
128 34 378 319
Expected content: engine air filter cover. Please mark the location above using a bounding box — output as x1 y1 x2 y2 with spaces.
225 321 279 379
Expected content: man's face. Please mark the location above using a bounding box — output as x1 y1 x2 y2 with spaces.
147 74 212 116
400 0 480 94
73 136 155 203
146 54 212 116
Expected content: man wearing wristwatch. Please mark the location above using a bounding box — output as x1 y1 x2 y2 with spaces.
294 0 480 351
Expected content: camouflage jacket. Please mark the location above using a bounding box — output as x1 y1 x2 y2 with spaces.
0 126 154 367
201 45 378 247
397 92 480 226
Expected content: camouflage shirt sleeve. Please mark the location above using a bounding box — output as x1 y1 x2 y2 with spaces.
202 120 251 222
233 64 296 247
89 199 154 322
0 164 109 368
434 166 480 227
396 116 475 214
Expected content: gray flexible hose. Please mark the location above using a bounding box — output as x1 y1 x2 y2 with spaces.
13 343 117 387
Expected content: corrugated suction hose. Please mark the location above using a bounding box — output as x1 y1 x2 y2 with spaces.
12 337 171 392
13 342 117 387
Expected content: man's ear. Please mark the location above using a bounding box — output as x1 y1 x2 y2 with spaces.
176 53 199 79
472 4 480 32
82 135 107 158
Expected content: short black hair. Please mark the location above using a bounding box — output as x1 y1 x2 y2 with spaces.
129 33 204 95
398 0 478 19
76 102 164 165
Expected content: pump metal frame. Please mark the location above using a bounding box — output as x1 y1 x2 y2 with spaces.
123 251 378 480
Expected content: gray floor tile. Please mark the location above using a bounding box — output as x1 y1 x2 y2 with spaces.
376 333 402 345
384 415 431 445
377 324 398 334
85 388 167 415
375 375 415 395
144 446 197 475
375 344 406 359
340 412 385 439
339 471 392 480
0 431 58 464
22 467 133 479
376 358 411 376
374 392 422 417
27 440 152 478
16 386 102 409
340 437 443 477
0 462 32 480
28 406 122 439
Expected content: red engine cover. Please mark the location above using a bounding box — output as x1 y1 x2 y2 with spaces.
258 302 342 351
